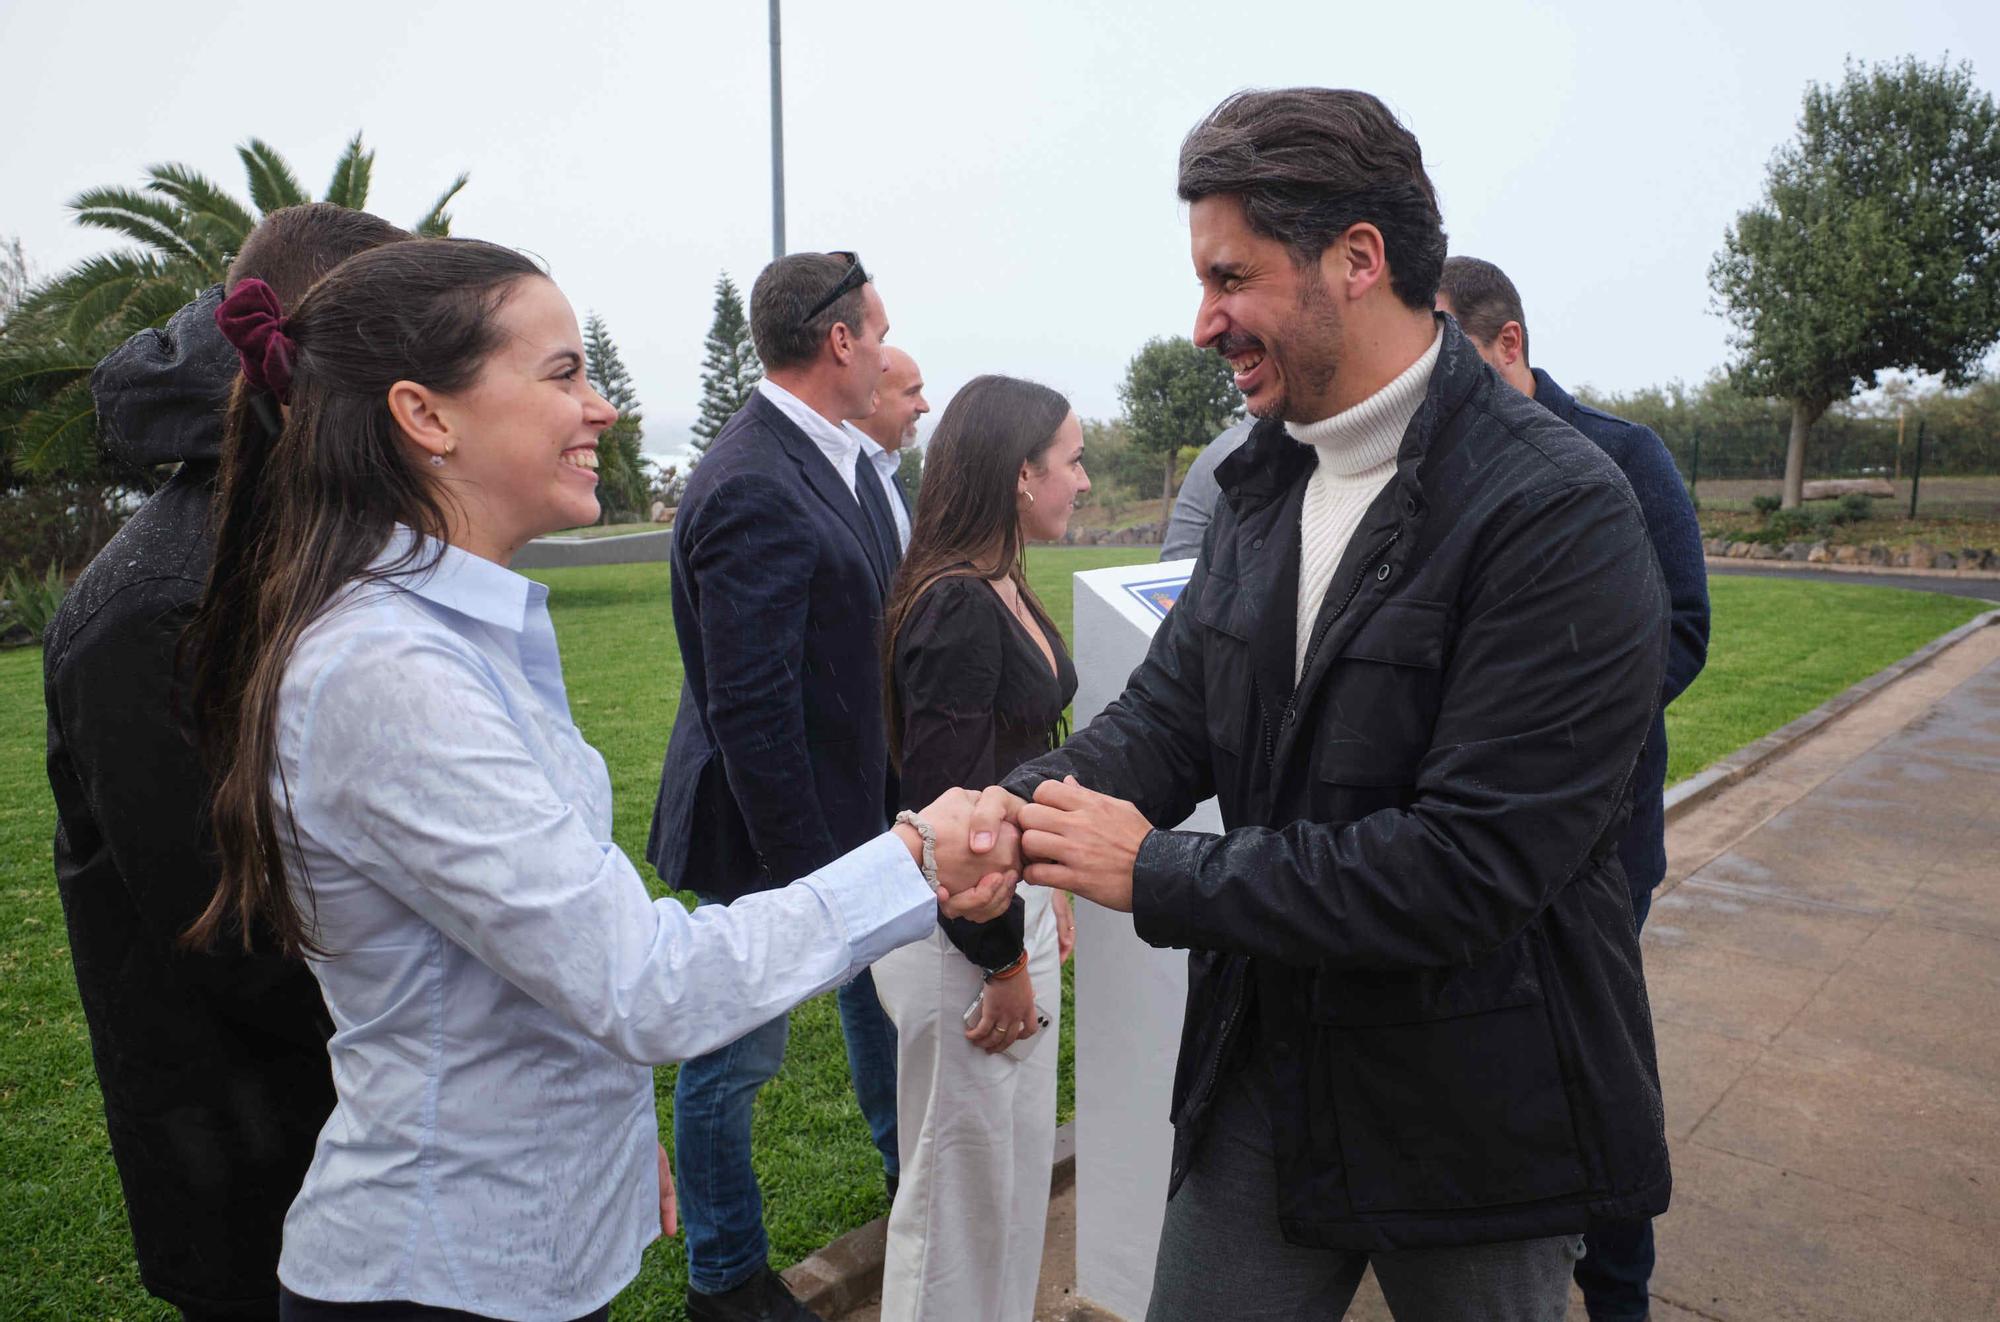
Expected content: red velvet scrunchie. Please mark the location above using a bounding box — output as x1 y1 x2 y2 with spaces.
213 278 296 403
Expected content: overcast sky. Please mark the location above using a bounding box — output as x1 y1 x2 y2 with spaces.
4 0 1996 463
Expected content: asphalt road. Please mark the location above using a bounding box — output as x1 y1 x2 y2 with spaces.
1706 559 2000 602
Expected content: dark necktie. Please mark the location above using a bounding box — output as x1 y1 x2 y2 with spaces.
853 462 902 584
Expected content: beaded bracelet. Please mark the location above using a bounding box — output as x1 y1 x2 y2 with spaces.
893 810 937 887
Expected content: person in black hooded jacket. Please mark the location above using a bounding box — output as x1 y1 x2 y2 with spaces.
43 204 407 1321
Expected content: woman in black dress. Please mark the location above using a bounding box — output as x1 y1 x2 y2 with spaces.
870 375 1091 1320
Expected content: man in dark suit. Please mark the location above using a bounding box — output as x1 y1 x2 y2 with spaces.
1438 255 1710 1322
647 251 904 1322
845 345 928 553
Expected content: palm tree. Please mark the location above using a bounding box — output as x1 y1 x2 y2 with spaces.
0 134 468 480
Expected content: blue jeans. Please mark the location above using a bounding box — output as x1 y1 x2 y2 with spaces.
674 911 899 1295
1573 881 1657 1321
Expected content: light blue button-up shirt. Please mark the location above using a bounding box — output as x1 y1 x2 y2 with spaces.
273 533 936 1320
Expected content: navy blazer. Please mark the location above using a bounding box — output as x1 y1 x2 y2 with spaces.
647 391 896 902
1533 368 1710 899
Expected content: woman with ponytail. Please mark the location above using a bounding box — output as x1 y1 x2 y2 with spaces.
185 239 1018 1322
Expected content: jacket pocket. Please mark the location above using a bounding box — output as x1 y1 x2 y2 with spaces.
1192 573 1252 756
1310 598 1449 788
1307 936 1589 1212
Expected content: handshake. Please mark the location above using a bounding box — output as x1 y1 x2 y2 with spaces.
892 778 1156 922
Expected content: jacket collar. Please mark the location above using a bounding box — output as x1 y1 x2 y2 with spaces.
371 526 540 633
1207 317 1489 776
1214 313 1480 512
1530 368 1579 426
747 392 890 596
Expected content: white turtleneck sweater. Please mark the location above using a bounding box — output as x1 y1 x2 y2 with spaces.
1288 328 1442 681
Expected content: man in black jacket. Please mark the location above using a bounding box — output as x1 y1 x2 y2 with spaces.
646 251 902 1322
1439 254 1708 1322
44 205 408 1321
978 89 1673 1320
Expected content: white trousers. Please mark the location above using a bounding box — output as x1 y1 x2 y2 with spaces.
870 886 1061 1322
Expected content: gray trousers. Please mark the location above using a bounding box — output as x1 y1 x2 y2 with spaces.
1147 1062 1584 1322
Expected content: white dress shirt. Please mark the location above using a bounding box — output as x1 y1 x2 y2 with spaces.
850 424 913 551
759 377 862 495
273 531 935 1321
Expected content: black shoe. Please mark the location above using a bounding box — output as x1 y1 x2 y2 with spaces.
685 1266 825 1322
885 1172 899 1203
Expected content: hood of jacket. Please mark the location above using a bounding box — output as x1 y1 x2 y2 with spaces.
91 285 237 471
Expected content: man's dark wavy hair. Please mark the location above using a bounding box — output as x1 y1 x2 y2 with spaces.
1177 88 1447 310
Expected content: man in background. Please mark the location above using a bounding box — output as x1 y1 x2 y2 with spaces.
846 344 929 552
1159 418 1251 560
45 204 409 1321
647 251 903 1322
1438 253 1710 1322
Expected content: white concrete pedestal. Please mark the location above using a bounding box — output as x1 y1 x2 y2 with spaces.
1068 560 1219 1321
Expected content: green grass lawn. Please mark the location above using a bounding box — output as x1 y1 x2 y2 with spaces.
0 555 1986 1319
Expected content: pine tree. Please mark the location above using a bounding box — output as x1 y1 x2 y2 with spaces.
582 312 650 522
692 273 763 453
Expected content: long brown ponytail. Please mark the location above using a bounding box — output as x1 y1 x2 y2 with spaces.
185 239 544 956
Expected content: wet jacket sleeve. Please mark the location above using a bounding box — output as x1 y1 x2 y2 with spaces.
680 471 838 881
1622 424 1709 705
895 580 1025 969
1130 479 1667 971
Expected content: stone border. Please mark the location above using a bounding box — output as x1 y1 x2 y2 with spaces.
1663 607 2000 823
780 1122 1078 1316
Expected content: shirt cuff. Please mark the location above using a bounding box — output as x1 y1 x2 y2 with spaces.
800 831 938 971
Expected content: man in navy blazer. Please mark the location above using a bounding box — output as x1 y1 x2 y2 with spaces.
647 252 904 1322
1439 256 1710 1322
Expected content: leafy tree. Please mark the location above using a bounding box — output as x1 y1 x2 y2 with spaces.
583 312 649 522
1710 56 2000 507
1118 336 1242 505
691 273 762 453
648 460 687 511
1 134 468 483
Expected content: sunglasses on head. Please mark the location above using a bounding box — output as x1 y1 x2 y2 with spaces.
801 251 869 326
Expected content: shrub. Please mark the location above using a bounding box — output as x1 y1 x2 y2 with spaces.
1 562 67 643
1836 491 1874 523
1751 493 1782 515
1090 480 1132 525
1764 505 1839 543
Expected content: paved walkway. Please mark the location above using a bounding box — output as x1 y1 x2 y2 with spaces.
835 624 2000 1320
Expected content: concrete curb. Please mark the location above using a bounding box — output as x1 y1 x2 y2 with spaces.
1662 607 2000 825
1704 555 2000 582
512 528 673 569
780 1122 1077 1316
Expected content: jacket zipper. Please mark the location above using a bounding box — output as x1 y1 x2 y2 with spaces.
1264 531 1401 769
1191 533 1402 1158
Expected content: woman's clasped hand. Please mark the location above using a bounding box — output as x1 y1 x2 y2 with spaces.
894 787 1025 924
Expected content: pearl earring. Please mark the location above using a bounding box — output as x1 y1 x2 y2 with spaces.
430 454 446 468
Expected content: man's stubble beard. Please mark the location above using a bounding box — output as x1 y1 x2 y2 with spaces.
1273 271 1344 425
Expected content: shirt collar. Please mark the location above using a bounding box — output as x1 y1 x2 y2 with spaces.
370 526 541 633
846 422 902 475
759 378 860 458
